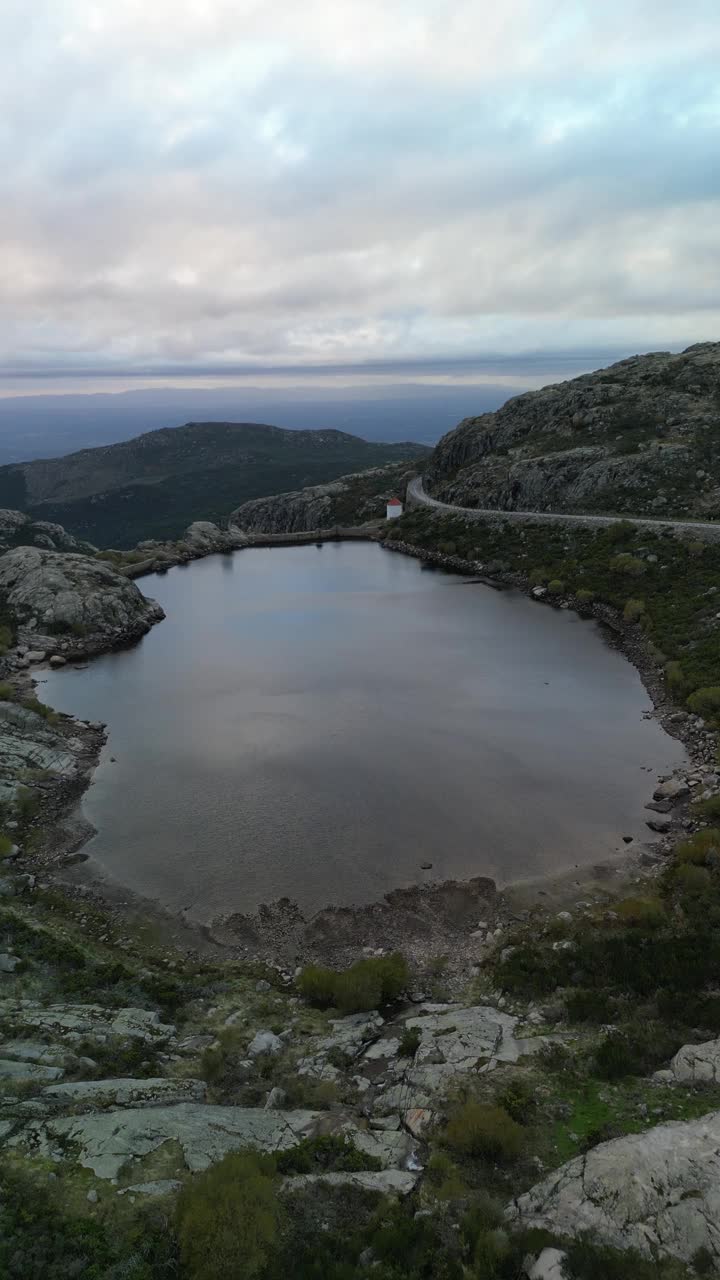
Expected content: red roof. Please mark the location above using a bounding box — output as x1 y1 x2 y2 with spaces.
387 498 402 506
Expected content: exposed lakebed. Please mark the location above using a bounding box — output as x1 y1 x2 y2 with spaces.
42 543 684 921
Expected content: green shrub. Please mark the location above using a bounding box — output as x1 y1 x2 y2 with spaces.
529 567 548 586
0 682 15 701
665 660 686 696
497 1079 536 1123
437 541 457 556
298 953 408 1014
426 1151 466 1199
670 862 711 894
615 896 665 928
547 579 564 595
16 786 39 822
564 1235 689 1279
21 697 59 725
296 964 337 1008
575 588 595 606
276 1134 379 1175
623 598 645 622
0 624 12 656
606 520 638 544
443 1101 523 1162
398 1024 422 1057
0 834 14 858
176 1152 279 1280
565 989 616 1023
687 687 720 719
676 829 720 866
593 1025 681 1081
612 553 645 577
693 794 720 820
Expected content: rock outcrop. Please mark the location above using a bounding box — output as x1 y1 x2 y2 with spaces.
507 1112 720 1265
0 546 164 656
0 701 80 810
231 463 416 534
0 509 96 555
425 342 720 520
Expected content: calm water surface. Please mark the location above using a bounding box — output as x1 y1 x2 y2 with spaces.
42 543 685 920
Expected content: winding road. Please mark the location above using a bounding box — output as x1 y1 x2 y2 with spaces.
406 476 720 542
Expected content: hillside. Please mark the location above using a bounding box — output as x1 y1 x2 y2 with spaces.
425 342 720 519
231 461 416 533
0 422 429 547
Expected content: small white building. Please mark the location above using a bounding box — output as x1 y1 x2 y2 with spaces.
386 497 403 520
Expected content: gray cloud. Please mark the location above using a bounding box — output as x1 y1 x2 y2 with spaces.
1 0 718 388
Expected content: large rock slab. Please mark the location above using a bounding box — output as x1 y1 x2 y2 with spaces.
11 1104 324 1179
0 1001 175 1043
507 1112 720 1265
0 546 164 655
37 1077 206 1109
283 1169 419 1196
403 1004 523 1070
669 1038 720 1085
0 1058 64 1083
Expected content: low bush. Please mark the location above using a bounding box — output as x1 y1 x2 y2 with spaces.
623 597 645 622
443 1101 523 1163
298 953 408 1013
176 1151 280 1280
565 989 616 1023
547 579 564 595
0 682 15 700
276 1134 380 1175
0 624 12 656
497 1079 536 1123
0 834 14 858
426 1151 467 1199
612 553 645 577
676 829 720 866
665 660 687 695
615 896 665 929
575 588 595 606
687 686 720 719
398 1024 422 1057
593 1024 681 1081
564 1235 690 1279
693 794 720 821
21 697 58 725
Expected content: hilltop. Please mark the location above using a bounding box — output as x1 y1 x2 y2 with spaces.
424 342 720 518
0 422 429 548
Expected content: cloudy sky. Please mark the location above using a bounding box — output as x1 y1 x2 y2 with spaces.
2 0 718 392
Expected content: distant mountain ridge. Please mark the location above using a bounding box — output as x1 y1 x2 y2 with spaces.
0 421 429 547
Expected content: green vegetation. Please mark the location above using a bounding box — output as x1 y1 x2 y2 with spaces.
0 1161 177 1279
443 1101 524 1163
398 1023 422 1057
275 1135 380 1175
298 953 409 1013
389 508 720 702
176 1152 279 1280
0 423 429 547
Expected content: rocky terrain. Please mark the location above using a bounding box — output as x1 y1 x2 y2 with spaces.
2 350 720 1275
0 545 164 660
231 462 415 534
0 508 96 555
0 420 429 548
423 342 720 519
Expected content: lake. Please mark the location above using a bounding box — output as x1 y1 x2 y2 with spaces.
42 542 685 921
